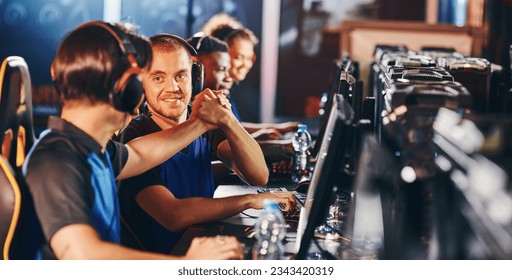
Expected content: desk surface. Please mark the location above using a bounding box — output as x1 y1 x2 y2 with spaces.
171 184 346 259
171 184 301 258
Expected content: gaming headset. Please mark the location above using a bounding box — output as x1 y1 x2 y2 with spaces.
150 33 204 97
190 33 207 51
51 21 144 114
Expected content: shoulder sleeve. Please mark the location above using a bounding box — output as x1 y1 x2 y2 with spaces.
107 140 128 177
24 142 92 242
117 116 165 197
118 164 164 199
206 129 225 160
117 115 154 143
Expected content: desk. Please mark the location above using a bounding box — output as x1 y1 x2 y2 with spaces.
171 184 299 259
171 184 345 259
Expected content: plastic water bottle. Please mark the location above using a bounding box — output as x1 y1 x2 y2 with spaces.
252 199 286 260
291 124 312 183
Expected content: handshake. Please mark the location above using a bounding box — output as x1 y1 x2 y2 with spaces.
190 89 234 130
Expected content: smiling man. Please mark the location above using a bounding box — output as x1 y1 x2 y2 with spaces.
116 34 295 254
193 36 234 98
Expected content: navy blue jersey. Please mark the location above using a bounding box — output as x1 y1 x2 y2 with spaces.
117 114 215 253
23 117 128 259
229 98 241 121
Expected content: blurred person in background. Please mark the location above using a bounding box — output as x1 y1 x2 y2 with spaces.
201 13 299 141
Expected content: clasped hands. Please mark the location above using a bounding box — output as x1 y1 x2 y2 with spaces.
190 89 233 130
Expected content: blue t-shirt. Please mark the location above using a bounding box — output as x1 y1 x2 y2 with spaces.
229 98 241 121
117 114 215 253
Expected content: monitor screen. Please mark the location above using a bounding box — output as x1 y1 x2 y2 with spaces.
295 93 354 259
312 66 355 159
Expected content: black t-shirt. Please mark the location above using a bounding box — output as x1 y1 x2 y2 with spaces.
23 117 128 259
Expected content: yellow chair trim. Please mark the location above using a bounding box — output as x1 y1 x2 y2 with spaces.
0 156 22 260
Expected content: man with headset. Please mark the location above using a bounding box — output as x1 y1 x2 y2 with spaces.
116 34 296 254
22 21 244 260
202 13 299 140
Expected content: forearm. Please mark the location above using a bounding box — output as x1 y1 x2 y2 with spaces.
51 224 181 260
219 116 269 186
78 241 182 260
242 121 298 133
241 121 269 131
161 195 256 232
118 118 208 180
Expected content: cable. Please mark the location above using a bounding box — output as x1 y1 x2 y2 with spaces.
240 211 258 219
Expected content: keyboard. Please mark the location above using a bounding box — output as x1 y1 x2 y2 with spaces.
256 187 306 220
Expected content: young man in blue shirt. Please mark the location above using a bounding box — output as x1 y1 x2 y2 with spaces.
117 34 296 253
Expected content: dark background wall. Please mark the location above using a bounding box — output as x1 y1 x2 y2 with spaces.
0 0 263 133
0 0 104 86
2 0 511 127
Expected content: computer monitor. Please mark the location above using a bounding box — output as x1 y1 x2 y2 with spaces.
312 66 355 159
295 93 354 260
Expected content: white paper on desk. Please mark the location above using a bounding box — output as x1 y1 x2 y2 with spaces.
214 184 258 198
214 184 265 226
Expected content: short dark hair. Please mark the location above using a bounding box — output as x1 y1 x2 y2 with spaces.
188 35 228 55
52 23 151 103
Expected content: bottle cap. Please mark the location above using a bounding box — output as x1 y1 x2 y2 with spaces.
263 199 279 212
298 124 307 131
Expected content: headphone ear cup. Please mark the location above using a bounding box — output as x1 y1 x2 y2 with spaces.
191 62 204 97
111 74 144 114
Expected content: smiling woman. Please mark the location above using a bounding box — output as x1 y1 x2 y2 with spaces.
201 14 259 84
227 36 257 82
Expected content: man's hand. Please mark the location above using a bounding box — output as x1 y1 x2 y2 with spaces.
212 89 232 110
190 89 233 130
184 236 244 260
249 191 297 211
